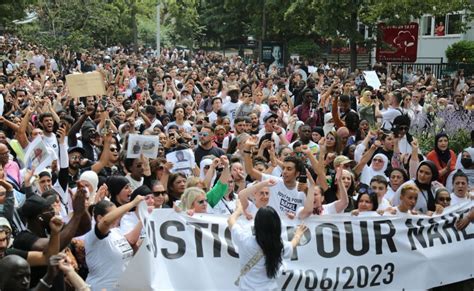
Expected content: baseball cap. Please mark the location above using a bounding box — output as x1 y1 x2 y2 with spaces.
20 195 56 220
334 155 352 167
68 146 86 156
263 112 278 123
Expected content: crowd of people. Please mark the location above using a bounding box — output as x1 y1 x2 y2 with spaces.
0 33 473 290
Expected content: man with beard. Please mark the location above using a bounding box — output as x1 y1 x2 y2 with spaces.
14 189 90 290
38 113 59 158
222 117 247 152
194 126 225 165
67 147 87 189
292 88 323 128
289 125 319 158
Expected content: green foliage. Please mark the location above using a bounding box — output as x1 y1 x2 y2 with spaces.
415 129 471 155
446 40 474 63
4 0 472 53
288 39 321 59
0 0 33 27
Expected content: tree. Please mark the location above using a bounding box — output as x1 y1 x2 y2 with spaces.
285 0 473 71
0 0 33 28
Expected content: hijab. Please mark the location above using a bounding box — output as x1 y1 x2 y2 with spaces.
415 160 438 212
434 133 451 165
360 153 389 185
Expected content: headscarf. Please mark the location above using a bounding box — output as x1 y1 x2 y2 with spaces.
359 91 373 106
106 176 130 207
434 133 451 165
312 127 324 138
455 147 474 170
360 153 389 185
415 160 438 212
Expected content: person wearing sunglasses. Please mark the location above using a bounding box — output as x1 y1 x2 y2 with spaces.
435 187 451 209
151 182 169 209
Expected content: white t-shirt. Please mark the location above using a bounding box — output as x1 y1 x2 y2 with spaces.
231 223 292 290
125 174 143 191
450 193 471 206
85 227 134 291
296 200 339 218
261 174 305 217
377 197 392 211
43 133 59 158
222 101 242 126
211 194 237 215
165 120 193 133
208 111 218 125
381 107 402 131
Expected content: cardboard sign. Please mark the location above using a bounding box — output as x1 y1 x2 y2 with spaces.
65 71 106 98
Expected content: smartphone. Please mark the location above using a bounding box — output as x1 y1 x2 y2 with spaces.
101 119 111 136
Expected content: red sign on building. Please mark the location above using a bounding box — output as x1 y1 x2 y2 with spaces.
376 23 419 62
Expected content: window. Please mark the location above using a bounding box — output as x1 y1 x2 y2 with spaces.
421 16 433 36
447 14 462 34
421 13 464 36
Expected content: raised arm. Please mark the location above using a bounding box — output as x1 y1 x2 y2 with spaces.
97 195 144 236
202 158 219 190
242 136 263 181
239 179 275 212
333 167 349 213
302 145 329 191
206 156 230 208
298 170 316 220
353 140 380 176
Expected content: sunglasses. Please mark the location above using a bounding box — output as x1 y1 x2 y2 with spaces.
437 197 451 202
110 147 119 152
267 119 277 123
197 199 208 205
359 187 376 196
153 191 167 196
199 132 210 137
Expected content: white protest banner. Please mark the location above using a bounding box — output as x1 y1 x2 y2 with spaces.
166 149 195 176
65 71 106 98
120 202 474 290
363 71 382 90
126 134 159 159
24 136 54 175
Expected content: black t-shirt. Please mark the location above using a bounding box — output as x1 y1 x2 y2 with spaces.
194 145 225 166
13 231 65 291
4 247 28 259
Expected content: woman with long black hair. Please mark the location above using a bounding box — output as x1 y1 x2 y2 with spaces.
228 203 307 290
391 160 442 214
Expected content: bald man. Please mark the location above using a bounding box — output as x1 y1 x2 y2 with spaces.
0 255 31 291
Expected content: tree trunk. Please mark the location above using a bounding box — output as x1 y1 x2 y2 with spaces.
350 10 358 72
131 0 138 52
350 38 357 72
259 0 266 62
